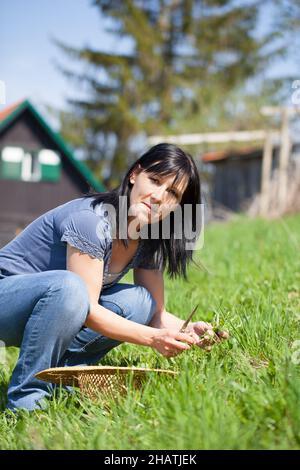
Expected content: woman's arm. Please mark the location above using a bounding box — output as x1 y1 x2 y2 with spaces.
133 267 227 348
133 268 192 330
66 245 197 355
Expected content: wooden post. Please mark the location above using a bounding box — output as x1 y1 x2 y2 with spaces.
278 108 291 213
260 131 273 216
260 106 300 215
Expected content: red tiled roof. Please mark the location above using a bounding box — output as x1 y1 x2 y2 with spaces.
202 146 262 163
0 99 25 123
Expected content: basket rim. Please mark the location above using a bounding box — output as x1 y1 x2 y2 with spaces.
35 365 179 385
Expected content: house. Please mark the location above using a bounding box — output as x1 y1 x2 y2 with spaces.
200 146 281 212
0 99 105 247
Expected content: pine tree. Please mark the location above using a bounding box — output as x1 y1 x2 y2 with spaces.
55 0 282 187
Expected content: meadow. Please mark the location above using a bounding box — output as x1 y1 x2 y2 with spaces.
0 214 299 450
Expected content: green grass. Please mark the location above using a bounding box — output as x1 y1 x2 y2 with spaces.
1 214 300 449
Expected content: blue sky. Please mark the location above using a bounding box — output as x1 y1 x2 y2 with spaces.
0 0 298 128
0 0 133 120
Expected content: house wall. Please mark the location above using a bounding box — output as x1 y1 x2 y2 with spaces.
213 157 262 212
0 109 92 247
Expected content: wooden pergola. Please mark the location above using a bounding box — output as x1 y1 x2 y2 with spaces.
147 106 300 216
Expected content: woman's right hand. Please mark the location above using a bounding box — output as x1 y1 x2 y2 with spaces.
151 328 198 357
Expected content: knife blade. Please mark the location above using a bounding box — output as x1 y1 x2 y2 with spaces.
179 303 199 333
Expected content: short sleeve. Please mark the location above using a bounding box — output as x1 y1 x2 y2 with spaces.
59 209 108 260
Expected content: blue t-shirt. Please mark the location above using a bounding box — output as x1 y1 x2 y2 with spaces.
0 196 163 289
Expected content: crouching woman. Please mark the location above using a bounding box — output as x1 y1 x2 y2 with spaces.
0 143 227 412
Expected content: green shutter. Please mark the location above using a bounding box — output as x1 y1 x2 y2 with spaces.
0 147 23 180
38 150 61 182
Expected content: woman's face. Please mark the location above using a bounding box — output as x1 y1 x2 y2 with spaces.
128 167 188 229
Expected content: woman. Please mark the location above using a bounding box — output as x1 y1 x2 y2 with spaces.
0 143 226 412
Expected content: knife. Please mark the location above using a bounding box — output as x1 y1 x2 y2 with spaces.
179 303 199 333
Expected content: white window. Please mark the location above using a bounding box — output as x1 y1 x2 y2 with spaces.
2 146 24 163
1 146 60 182
21 152 41 182
38 149 60 165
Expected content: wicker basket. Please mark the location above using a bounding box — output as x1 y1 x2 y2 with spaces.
35 366 178 400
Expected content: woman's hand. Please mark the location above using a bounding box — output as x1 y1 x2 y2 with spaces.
186 321 229 351
151 328 200 358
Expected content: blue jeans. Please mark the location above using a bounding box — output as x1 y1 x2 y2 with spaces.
0 270 156 411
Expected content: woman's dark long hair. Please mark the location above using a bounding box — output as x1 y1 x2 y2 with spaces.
83 143 202 280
